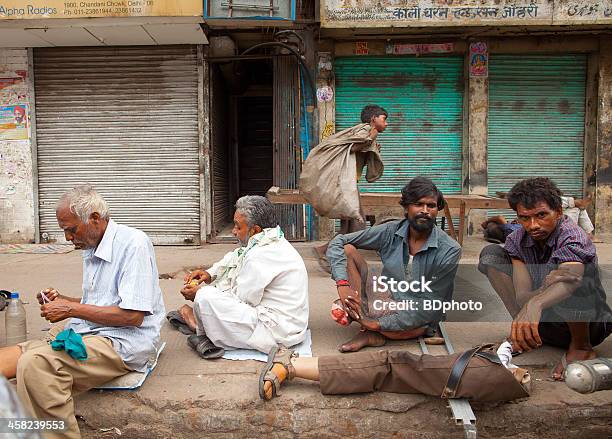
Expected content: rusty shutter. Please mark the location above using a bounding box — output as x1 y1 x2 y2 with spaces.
487 54 587 220
273 56 306 240
34 46 200 245
334 56 465 195
210 65 231 234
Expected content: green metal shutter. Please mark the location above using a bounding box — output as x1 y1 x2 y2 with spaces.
335 56 464 195
488 55 586 208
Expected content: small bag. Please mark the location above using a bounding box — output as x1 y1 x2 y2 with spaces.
442 344 530 402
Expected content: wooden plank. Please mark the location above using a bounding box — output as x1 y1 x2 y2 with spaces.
266 186 306 204
266 188 510 208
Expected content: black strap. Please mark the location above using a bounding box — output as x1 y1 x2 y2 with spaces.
475 351 502 365
442 344 497 399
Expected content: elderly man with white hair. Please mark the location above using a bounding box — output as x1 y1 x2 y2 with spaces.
0 185 165 439
168 195 309 358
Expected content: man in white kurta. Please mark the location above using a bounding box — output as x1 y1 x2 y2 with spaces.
193 228 309 352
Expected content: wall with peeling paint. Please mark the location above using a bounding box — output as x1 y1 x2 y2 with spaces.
596 38 612 233
0 48 34 243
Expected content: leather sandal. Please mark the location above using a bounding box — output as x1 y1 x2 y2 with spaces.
259 345 297 400
187 334 224 359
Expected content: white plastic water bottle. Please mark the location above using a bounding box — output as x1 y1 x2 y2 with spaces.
5 292 27 345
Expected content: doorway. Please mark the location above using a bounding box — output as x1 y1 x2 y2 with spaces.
210 59 274 240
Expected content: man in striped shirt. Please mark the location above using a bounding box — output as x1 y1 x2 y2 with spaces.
479 177 611 380
0 185 165 439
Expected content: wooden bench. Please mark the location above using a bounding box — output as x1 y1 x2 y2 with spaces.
266 187 510 246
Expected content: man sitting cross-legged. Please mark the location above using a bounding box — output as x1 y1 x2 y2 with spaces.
479 177 611 380
326 177 462 352
168 195 309 357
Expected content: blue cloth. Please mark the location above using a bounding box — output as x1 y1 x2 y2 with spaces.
50 329 88 361
64 219 165 372
501 223 522 240
327 219 462 331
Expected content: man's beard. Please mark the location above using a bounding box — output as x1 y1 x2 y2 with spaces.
238 228 254 247
407 214 435 233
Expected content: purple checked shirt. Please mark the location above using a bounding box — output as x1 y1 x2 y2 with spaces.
503 216 596 289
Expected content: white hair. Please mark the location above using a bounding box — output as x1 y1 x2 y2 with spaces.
56 185 109 222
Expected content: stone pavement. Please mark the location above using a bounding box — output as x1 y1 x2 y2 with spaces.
1 237 611 438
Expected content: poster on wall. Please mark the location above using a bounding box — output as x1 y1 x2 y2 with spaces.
0 105 29 140
469 42 488 78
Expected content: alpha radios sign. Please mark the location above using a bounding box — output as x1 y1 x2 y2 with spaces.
321 0 612 28
0 0 202 19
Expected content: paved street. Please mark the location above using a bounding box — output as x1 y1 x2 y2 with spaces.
1 237 611 437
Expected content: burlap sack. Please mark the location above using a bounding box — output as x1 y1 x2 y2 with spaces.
299 123 383 220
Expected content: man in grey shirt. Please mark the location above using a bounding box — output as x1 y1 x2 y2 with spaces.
327 177 461 352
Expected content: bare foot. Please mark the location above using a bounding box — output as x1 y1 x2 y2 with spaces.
179 304 198 332
552 348 597 380
339 330 386 353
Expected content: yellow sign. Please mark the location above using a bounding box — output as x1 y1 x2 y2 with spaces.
0 0 202 19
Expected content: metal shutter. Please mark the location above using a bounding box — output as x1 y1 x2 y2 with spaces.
335 56 465 195
488 54 586 217
34 46 200 245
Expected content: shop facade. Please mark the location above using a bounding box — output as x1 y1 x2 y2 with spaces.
315 0 612 235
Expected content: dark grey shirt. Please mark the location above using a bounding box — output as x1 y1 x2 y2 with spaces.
327 219 462 331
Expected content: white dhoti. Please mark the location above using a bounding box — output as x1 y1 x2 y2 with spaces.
193 285 276 352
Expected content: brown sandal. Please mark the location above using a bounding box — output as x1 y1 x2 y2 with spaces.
258 345 297 400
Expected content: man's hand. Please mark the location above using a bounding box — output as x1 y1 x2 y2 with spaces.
510 299 543 352
184 270 211 285
344 295 380 331
543 268 582 289
180 283 200 302
37 287 60 305
574 197 592 210
40 299 75 323
337 285 360 312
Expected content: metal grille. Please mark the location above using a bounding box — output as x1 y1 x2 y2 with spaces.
335 56 465 195
273 56 306 240
34 46 200 245
211 65 231 233
487 54 587 219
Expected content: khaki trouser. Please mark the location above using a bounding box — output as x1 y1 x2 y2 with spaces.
17 323 131 439
319 349 529 402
